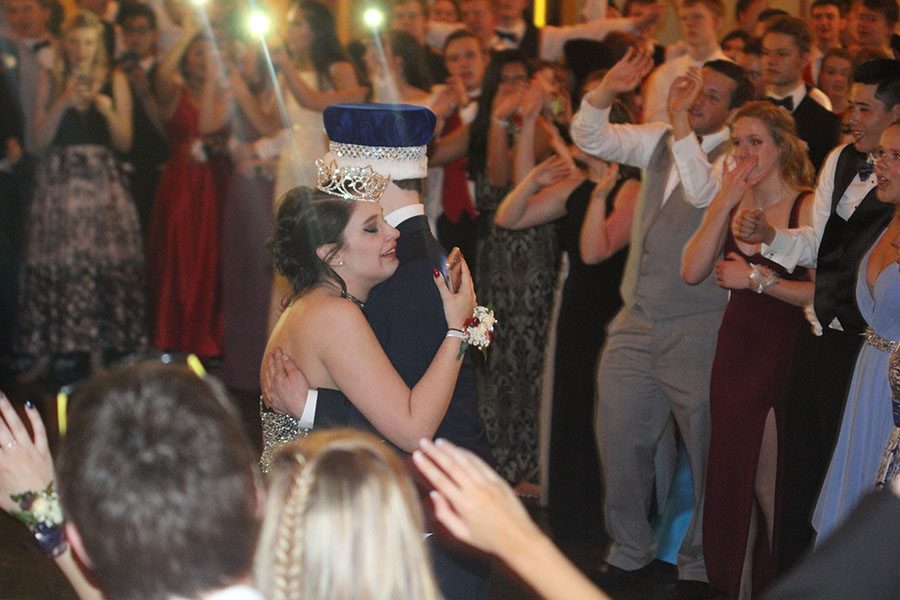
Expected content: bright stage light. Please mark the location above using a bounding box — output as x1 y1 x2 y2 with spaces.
363 7 385 29
190 0 208 7
247 9 271 36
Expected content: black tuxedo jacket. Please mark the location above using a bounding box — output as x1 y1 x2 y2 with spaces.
791 90 841 173
316 214 490 460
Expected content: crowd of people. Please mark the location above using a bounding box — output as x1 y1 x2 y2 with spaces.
1 0 900 599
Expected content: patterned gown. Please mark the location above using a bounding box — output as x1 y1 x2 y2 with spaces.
473 173 559 484
17 81 147 356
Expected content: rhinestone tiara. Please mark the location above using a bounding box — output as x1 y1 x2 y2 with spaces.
316 158 390 202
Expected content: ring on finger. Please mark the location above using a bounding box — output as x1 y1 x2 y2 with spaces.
4 441 15 449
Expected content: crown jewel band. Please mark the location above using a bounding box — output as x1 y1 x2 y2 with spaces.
330 141 427 162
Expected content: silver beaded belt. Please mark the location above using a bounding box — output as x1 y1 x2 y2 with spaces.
864 326 899 353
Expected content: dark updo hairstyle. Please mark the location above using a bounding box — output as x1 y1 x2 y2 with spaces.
268 186 355 303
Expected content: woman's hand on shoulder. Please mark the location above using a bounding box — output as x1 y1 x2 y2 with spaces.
434 257 476 330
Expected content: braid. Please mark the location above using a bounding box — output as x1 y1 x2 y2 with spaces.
270 452 313 600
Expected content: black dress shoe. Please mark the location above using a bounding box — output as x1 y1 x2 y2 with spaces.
665 579 709 600
590 560 658 590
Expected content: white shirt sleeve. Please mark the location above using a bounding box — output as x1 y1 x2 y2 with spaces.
760 145 841 271
570 98 669 169
671 133 724 208
298 389 318 429
538 17 636 61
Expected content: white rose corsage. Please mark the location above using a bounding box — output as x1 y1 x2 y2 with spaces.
451 305 496 359
11 483 68 556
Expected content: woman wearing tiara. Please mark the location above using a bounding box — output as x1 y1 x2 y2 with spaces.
263 183 476 453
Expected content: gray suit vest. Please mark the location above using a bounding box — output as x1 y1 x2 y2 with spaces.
621 131 729 319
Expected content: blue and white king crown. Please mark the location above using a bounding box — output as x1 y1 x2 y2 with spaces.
320 103 436 185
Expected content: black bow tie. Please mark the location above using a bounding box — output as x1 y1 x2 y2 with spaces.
858 159 874 181
495 29 518 43
768 96 794 112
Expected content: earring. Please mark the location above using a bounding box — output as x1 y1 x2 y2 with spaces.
336 260 344 267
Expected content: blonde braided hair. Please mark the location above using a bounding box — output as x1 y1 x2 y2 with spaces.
255 430 442 600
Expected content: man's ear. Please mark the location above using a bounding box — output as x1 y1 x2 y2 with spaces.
889 102 900 122
65 521 92 568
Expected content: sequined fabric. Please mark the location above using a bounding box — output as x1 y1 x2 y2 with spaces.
259 400 310 474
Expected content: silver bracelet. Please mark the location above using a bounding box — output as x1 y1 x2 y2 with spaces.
446 328 466 339
748 263 781 294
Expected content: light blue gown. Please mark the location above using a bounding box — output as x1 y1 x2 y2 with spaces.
813 230 900 543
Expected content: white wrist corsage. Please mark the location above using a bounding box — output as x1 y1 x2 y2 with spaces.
455 305 496 359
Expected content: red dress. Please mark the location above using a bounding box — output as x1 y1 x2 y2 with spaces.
148 91 228 356
703 194 810 599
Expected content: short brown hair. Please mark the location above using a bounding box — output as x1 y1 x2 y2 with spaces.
764 15 814 54
681 0 726 19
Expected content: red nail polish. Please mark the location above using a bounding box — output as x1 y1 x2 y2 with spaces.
433 267 440 278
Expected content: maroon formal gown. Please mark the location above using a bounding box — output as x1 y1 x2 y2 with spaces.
148 91 228 357
704 194 810 599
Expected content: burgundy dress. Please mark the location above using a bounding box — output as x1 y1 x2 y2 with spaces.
704 194 810 599
148 91 228 356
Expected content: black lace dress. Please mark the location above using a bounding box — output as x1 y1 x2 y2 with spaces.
473 173 559 484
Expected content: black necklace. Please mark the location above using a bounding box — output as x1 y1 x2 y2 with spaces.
340 289 366 310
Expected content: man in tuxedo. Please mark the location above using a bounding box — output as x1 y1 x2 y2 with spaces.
570 52 753 599
735 58 900 573
762 15 841 172
808 0 847 85
267 103 491 600
116 1 169 234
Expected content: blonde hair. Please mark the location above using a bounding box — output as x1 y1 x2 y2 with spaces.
52 10 108 92
255 430 442 600
731 100 815 191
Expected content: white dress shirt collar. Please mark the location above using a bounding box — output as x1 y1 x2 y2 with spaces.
385 203 425 227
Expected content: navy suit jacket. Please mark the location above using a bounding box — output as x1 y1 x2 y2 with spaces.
316 214 490 460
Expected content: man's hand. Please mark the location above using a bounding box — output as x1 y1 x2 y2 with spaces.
584 46 654 109
733 208 775 245
668 67 702 120
261 347 310 418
